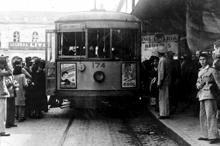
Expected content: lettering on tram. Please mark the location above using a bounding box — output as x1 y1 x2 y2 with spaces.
92 62 105 69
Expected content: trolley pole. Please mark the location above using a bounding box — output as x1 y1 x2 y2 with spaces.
94 0 97 10
132 0 135 11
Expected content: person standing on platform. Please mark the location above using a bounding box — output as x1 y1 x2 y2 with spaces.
31 59 47 118
212 40 220 110
167 51 181 114
157 47 171 119
13 60 27 122
149 56 159 111
196 53 219 144
0 56 12 136
24 57 32 118
5 75 17 128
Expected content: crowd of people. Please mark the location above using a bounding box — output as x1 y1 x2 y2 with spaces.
0 43 220 144
141 49 199 116
141 40 220 144
0 55 47 136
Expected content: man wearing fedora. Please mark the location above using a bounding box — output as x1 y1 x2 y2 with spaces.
157 46 172 119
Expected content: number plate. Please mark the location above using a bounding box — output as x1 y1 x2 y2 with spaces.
92 62 105 69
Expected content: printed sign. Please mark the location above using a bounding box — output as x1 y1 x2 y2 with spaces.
122 63 136 88
60 63 76 89
141 34 179 61
9 42 46 49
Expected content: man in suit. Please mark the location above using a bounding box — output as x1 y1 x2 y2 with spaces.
157 46 172 119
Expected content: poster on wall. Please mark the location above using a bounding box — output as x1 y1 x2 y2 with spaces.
60 63 77 89
122 63 136 88
141 34 179 61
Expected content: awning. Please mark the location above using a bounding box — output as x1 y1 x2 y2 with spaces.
132 0 186 34
132 0 220 52
186 0 220 52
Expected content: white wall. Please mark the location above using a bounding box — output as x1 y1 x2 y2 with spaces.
0 23 54 48
0 23 54 60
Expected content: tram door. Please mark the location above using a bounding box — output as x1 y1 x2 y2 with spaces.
45 30 56 96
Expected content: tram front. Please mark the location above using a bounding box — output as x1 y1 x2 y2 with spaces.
45 11 141 108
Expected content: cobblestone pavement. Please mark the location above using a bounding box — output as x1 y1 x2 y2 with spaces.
99 102 179 146
127 111 179 146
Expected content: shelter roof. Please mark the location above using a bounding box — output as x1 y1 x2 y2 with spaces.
56 11 140 23
132 0 186 33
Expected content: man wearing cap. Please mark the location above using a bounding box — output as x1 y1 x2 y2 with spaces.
157 46 172 119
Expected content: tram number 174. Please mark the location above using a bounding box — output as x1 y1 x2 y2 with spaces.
92 62 105 69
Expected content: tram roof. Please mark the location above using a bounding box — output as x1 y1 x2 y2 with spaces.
55 11 140 23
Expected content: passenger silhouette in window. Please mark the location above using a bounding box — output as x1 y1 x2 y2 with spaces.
69 46 77 56
89 46 97 58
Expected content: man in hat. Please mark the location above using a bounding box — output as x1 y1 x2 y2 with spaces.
167 51 181 114
157 46 171 119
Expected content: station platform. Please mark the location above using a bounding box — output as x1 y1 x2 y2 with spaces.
148 106 220 146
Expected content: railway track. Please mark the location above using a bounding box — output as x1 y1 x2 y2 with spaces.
57 107 178 146
57 108 144 146
58 113 75 146
122 119 143 146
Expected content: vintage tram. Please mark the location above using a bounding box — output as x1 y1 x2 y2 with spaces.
45 11 141 108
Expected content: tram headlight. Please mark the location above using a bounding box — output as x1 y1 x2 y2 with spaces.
93 71 105 83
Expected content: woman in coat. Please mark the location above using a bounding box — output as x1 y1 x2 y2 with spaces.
31 59 47 118
13 60 27 122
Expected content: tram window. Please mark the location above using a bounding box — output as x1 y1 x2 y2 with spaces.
60 32 85 56
88 29 110 58
112 29 137 60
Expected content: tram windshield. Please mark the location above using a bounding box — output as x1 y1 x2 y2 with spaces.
112 29 137 60
59 32 86 56
57 29 138 60
88 29 110 58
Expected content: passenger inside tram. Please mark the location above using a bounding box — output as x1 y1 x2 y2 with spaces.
68 46 77 56
88 29 110 58
61 32 86 56
112 29 136 60
112 47 121 60
88 46 97 58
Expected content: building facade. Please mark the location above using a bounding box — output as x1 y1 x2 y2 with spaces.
0 11 71 61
